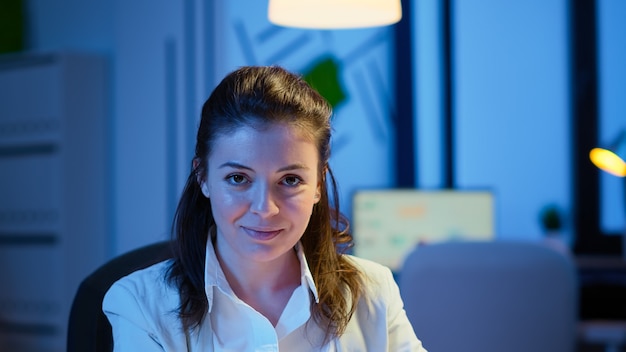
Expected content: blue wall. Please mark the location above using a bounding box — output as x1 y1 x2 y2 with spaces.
414 0 571 242
598 0 626 234
454 0 570 241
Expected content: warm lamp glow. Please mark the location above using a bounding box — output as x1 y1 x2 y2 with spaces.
268 0 402 29
590 148 626 177
589 130 626 177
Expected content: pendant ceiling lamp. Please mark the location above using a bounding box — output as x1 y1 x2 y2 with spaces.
590 130 626 177
268 0 402 29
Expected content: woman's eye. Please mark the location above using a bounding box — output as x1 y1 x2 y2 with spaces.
282 175 302 186
227 174 248 185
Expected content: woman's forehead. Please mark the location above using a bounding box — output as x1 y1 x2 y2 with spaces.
215 119 318 143
209 123 318 161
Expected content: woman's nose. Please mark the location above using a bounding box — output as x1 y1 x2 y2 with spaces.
250 184 279 217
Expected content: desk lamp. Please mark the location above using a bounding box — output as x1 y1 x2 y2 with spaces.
267 0 402 29
590 130 626 177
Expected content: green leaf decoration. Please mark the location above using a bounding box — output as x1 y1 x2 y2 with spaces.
0 0 24 54
303 56 347 109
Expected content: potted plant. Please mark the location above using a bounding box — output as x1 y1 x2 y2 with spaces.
539 204 563 235
538 204 570 255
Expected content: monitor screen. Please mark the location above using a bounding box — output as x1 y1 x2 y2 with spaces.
352 189 495 272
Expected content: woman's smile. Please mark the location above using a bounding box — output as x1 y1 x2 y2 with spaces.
242 226 284 241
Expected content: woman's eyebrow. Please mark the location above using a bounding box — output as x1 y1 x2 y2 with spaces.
218 161 310 173
218 161 252 171
277 163 310 172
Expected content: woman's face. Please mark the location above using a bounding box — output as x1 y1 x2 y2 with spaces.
202 122 321 267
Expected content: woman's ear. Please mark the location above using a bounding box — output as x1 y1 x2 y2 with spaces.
314 165 327 203
193 157 209 198
314 182 321 203
201 182 210 198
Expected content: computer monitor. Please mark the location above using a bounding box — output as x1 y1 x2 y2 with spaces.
352 189 495 272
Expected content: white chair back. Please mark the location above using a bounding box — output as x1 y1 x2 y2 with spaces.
399 241 578 352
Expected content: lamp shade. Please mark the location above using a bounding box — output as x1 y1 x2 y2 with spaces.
268 0 402 29
590 130 626 177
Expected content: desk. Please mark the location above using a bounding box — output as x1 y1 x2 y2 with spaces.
577 256 626 352
579 321 626 352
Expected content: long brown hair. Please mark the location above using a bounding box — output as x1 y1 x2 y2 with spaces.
166 66 362 341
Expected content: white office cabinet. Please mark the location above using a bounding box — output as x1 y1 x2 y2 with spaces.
0 53 108 351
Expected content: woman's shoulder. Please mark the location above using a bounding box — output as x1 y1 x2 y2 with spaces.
102 260 188 347
344 254 394 279
340 255 427 351
343 254 397 297
103 259 179 316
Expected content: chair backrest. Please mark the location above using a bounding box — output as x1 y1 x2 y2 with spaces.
66 240 174 352
399 241 578 352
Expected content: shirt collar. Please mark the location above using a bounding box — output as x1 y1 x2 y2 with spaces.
295 241 320 303
203 238 320 313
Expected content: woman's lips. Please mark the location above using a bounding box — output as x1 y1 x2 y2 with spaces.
243 227 283 241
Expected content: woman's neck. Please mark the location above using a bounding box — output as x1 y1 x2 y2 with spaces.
214 243 301 326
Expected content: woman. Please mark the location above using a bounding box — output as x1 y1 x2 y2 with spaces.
103 66 427 351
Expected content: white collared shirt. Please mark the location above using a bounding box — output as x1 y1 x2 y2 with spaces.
103 240 427 351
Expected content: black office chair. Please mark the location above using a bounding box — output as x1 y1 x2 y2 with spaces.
67 240 174 352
